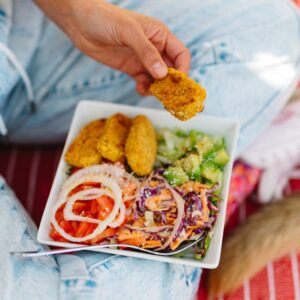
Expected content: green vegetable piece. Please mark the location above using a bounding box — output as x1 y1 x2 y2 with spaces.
214 148 230 166
189 130 204 148
164 166 189 186
204 235 212 251
212 136 225 150
196 135 214 157
201 161 223 184
178 154 202 180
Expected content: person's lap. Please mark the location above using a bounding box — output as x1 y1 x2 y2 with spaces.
1 0 300 299
0 176 200 300
4 0 300 154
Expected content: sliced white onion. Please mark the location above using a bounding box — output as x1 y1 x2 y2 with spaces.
119 174 140 202
109 202 126 228
123 195 138 202
72 164 140 202
71 164 125 179
52 173 114 216
191 210 202 219
51 175 122 243
156 187 185 250
124 225 173 233
144 211 155 227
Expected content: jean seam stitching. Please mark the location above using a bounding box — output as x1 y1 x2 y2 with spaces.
88 254 121 273
60 276 94 280
49 73 127 96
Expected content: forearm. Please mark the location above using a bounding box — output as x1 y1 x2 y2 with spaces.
32 0 189 93
33 0 75 38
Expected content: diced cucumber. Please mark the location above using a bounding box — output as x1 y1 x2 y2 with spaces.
196 136 214 157
201 161 223 184
189 130 204 148
175 129 189 138
177 154 202 181
214 148 230 166
212 136 225 150
164 166 189 186
204 234 212 251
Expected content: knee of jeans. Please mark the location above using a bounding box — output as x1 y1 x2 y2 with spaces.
87 257 201 300
189 0 300 76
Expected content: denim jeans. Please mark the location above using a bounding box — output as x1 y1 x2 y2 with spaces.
1 0 300 299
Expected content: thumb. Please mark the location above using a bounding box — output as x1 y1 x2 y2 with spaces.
124 27 168 79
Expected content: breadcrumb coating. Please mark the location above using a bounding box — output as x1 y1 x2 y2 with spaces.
97 113 131 162
125 115 157 176
65 119 105 167
150 68 206 121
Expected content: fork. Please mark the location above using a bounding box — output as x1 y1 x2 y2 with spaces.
11 237 204 257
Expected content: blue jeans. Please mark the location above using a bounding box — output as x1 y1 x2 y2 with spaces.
1 0 300 299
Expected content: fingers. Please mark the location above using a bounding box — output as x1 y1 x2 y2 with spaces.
134 72 152 96
122 23 168 80
165 32 191 74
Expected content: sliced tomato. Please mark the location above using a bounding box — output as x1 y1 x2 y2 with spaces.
71 221 79 231
75 222 90 237
59 220 73 234
55 205 65 223
49 226 68 242
72 201 90 214
84 224 97 237
90 200 98 215
97 195 114 220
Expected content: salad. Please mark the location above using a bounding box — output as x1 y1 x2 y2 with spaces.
49 113 229 259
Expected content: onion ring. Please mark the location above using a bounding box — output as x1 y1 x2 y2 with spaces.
124 225 173 233
63 188 114 224
109 202 126 228
51 175 122 243
155 184 185 250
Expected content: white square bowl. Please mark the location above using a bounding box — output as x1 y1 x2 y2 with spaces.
37 100 239 269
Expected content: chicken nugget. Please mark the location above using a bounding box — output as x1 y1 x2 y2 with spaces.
150 68 206 121
65 119 105 167
97 113 131 162
125 115 157 176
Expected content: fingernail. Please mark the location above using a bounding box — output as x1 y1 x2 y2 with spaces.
152 62 167 79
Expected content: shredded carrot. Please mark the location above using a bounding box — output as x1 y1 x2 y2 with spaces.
143 240 162 248
89 227 118 245
201 189 209 222
119 237 146 247
170 228 193 250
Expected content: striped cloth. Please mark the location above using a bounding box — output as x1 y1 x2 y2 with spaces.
0 145 299 300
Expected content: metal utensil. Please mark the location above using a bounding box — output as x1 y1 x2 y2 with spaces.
11 237 204 258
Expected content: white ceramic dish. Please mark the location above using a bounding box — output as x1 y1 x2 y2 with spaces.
37 100 239 269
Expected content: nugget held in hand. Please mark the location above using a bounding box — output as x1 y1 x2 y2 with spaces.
65 119 105 167
125 115 157 176
150 68 206 121
97 113 131 162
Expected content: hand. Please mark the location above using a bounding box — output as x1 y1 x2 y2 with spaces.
34 0 190 95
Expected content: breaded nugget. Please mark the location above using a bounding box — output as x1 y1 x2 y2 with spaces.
150 68 206 121
97 113 131 162
125 115 157 176
65 119 105 167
